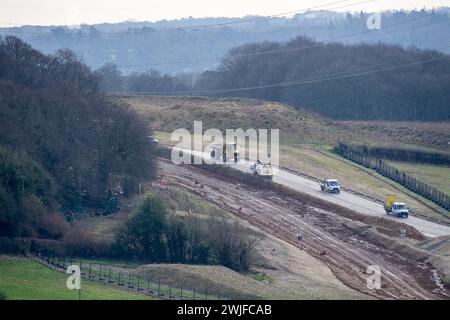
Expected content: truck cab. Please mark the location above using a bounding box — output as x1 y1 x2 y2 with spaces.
250 160 273 179
384 194 409 218
390 202 409 218
320 179 341 194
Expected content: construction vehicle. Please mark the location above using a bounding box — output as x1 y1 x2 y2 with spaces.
250 160 273 179
320 179 341 194
210 143 240 163
384 194 409 218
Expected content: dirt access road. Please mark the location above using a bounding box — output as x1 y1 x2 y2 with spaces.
158 158 449 300
175 148 450 237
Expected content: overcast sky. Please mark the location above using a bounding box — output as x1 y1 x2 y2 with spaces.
1 0 450 27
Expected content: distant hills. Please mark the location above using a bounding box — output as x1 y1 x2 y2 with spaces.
1 9 450 74
96 36 450 121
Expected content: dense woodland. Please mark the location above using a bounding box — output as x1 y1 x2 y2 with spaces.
0 38 255 271
196 38 450 121
97 37 450 121
0 36 155 238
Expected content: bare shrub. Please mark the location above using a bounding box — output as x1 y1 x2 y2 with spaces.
207 216 257 272
64 228 111 257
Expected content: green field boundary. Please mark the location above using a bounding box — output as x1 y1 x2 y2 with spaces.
37 255 231 300
334 143 450 213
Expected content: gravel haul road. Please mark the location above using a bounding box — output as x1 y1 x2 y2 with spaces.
158 158 449 300
176 149 450 237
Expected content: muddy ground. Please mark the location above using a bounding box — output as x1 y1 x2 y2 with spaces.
157 158 449 300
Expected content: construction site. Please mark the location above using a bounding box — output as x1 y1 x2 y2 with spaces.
154 148 450 299
1 2 450 308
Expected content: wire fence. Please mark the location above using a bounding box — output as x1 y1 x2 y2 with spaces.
37 254 232 300
279 164 450 227
157 145 450 225
335 143 450 212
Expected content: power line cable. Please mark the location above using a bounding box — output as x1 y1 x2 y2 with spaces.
110 45 450 96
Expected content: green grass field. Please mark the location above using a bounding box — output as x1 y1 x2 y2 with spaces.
386 161 450 196
0 257 154 300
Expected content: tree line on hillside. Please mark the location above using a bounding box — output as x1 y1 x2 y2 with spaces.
1 192 257 273
97 36 450 121
112 195 255 272
0 37 255 274
198 37 450 121
3 9 450 74
95 63 191 94
0 36 155 238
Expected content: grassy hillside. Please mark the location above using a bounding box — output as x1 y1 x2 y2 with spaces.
334 121 450 151
121 95 450 220
70 185 364 299
121 95 450 150
0 256 154 300
121 96 334 144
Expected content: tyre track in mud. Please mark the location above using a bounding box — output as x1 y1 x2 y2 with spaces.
157 159 448 300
